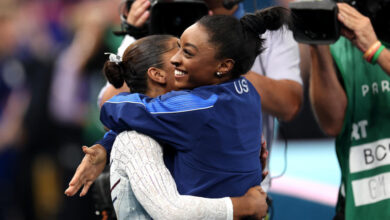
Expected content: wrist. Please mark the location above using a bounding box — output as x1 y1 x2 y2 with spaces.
231 196 255 219
92 144 107 164
363 41 382 63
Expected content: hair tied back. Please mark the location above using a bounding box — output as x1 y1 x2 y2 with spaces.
104 52 122 65
240 13 266 36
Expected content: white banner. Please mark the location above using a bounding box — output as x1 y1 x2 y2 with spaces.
352 172 390 206
349 138 390 173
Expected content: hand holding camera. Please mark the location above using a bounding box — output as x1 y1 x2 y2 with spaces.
118 0 208 38
337 3 378 52
126 0 151 28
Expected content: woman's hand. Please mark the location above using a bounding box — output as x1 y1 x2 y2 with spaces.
64 144 107 197
231 186 268 220
260 135 269 179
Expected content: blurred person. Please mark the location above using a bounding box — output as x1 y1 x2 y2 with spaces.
1 0 124 219
45 0 125 219
0 2 30 219
49 0 121 125
309 2 390 220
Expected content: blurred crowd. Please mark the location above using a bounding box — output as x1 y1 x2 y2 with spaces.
0 0 123 219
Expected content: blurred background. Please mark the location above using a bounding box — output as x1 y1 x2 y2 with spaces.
0 0 122 219
0 0 339 219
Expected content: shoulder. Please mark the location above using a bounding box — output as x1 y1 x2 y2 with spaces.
105 92 147 106
148 90 219 114
330 37 360 73
330 37 355 57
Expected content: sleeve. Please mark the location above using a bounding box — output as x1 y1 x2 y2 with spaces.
100 92 217 151
252 26 303 85
112 131 233 220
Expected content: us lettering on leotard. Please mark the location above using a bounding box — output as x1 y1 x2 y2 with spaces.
234 79 249 94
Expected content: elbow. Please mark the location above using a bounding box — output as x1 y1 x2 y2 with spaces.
281 103 301 122
279 96 303 122
320 123 343 137
310 100 346 137
312 105 345 137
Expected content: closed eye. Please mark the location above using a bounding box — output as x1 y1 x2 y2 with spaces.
183 48 193 57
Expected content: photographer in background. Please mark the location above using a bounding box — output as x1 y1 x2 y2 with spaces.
309 2 390 220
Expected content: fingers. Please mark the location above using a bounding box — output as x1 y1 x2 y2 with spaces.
337 9 356 30
68 172 80 186
262 171 269 180
337 3 365 30
251 185 265 193
65 148 90 196
82 145 95 156
80 181 93 197
65 175 83 196
135 10 150 27
65 183 81 196
337 3 357 27
337 3 361 19
340 27 355 41
128 0 150 27
337 2 378 52
261 134 266 145
261 148 269 159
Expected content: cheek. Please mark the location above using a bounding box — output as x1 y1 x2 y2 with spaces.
165 69 177 89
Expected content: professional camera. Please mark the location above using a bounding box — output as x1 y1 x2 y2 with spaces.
117 0 208 38
289 1 340 44
289 0 390 44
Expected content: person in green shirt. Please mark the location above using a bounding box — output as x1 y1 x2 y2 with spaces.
310 2 390 220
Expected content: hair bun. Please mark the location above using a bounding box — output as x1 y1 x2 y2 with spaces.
240 14 266 35
255 6 292 31
103 61 125 88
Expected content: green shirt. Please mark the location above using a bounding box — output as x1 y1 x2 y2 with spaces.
331 37 390 220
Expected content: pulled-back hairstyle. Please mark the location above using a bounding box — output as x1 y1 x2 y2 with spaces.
197 6 292 78
103 35 176 94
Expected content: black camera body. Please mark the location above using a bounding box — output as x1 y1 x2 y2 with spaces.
148 0 208 36
289 1 340 44
289 0 390 44
122 0 208 38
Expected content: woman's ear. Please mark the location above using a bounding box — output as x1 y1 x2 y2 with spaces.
147 67 167 84
217 58 235 75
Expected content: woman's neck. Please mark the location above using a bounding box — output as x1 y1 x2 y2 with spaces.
145 86 168 98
